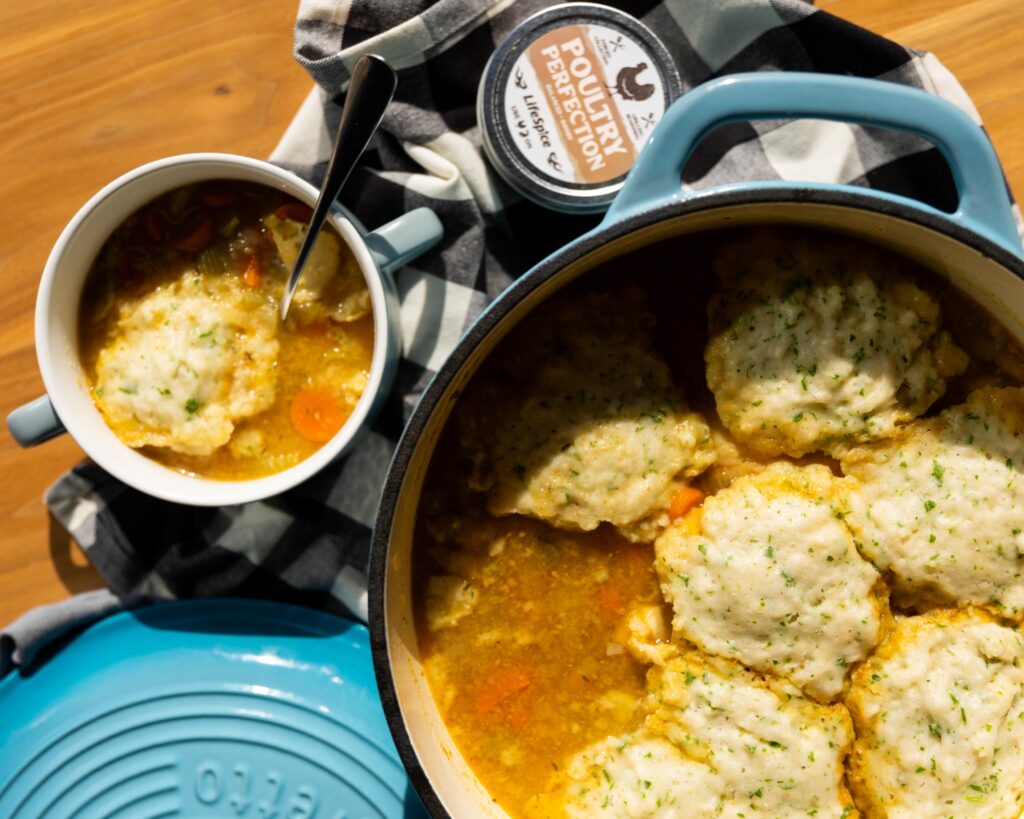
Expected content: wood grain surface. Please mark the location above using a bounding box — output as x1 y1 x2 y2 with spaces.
0 0 1020 627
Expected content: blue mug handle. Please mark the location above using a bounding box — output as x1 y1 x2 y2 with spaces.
7 396 64 447
604 72 1022 259
6 207 443 448
365 206 443 276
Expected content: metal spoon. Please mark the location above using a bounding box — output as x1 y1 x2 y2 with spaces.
279 54 398 321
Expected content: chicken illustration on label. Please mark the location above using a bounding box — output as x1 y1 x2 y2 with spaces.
610 62 656 101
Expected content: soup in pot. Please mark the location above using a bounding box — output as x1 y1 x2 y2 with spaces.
413 227 1024 818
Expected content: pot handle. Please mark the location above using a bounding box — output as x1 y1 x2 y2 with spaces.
603 72 1022 258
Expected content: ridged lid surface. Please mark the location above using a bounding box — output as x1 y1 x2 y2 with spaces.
0 600 425 819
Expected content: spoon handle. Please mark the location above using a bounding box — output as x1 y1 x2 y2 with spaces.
280 54 398 320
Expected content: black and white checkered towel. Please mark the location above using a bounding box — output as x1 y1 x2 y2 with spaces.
4 0 1019 671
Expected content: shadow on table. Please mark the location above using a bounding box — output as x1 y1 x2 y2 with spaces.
47 512 104 596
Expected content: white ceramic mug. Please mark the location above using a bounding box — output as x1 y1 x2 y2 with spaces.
7 153 443 505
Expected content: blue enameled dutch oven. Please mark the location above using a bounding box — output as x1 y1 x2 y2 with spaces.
368 72 1024 818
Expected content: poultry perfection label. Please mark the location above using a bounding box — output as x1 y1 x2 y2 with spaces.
506 23 667 186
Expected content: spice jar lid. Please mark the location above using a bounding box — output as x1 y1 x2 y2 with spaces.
478 3 682 214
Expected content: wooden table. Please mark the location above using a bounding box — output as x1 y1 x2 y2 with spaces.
0 0 1020 627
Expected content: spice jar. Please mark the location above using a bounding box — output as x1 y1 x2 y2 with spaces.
478 3 682 213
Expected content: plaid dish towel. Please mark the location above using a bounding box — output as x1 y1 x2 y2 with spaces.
4 0 1018 670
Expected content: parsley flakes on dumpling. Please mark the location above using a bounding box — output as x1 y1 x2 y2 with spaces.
656 462 886 701
93 268 278 456
544 652 857 818
460 287 715 542
705 230 967 458
842 386 1024 619
847 609 1024 819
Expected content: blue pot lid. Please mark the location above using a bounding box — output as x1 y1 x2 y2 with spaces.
0 599 425 819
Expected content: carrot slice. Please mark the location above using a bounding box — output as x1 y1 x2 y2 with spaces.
290 388 346 442
175 218 213 252
242 254 262 288
475 667 532 716
274 202 314 223
597 582 624 618
668 486 705 521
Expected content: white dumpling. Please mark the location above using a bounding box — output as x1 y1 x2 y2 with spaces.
461 287 715 542
705 230 967 457
842 386 1024 618
94 269 278 455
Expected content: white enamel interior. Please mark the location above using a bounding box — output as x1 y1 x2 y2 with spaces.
381 200 1024 818
37 153 395 506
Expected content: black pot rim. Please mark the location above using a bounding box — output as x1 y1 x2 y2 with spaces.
368 185 1024 819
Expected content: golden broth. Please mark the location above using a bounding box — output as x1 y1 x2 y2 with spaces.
417 511 661 813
